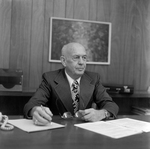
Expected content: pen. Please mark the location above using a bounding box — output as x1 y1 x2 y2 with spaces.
41 105 51 123
41 105 50 115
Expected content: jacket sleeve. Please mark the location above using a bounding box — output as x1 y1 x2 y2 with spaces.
94 74 119 118
23 73 51 118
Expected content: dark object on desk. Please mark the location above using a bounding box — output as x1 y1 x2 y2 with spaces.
131 106 150 115
0 69 23 91
104 84 134 94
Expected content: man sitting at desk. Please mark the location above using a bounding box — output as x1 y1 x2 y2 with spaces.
24 42 119 125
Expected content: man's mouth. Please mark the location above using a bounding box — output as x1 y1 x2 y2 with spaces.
77 68 84 71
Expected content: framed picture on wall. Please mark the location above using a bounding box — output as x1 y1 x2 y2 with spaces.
49 17 111 65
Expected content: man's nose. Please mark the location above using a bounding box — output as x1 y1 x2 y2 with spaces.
78 57 84 64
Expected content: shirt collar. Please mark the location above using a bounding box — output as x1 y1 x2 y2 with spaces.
65 70 81 88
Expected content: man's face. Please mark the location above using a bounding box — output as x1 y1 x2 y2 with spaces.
64 44 87 79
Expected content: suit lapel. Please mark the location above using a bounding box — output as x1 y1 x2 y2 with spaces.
54 69 74 114
79 73 94 109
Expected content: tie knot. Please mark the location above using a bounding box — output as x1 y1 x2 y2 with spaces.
73 80 78 85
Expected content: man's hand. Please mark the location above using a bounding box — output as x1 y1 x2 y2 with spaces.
30 106 53 126
78 108 106 122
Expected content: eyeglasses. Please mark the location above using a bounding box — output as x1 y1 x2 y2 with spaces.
56 96 85 119
61 111 84 119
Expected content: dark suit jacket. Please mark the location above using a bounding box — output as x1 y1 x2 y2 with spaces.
24 68 119 118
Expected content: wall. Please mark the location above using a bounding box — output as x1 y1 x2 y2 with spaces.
0 0 150 92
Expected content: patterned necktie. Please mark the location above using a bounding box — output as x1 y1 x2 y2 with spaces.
71 80 79 114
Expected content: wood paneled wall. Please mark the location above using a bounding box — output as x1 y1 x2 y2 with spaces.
0 0 150 92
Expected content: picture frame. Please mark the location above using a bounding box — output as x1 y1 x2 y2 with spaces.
49 17 111 65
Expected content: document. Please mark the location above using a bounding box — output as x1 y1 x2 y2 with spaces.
8 119 65 133
75 118 150 139
108 118 150 132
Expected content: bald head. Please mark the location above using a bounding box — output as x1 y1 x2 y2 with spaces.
61 42 86 57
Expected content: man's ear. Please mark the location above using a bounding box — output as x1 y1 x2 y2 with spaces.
60 56 66 67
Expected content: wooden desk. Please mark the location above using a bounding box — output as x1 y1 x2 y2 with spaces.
0 115 150 149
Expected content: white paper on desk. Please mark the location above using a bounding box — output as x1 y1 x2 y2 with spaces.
75 121 142 139
8 119 65 133
108 118 150 132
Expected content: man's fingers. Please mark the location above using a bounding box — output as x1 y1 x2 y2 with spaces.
33 115 49 126
83 108 93 115
78 110 86 116
81 108 96 121
44 107 53 117
32 106 53 125
82 112 93 121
